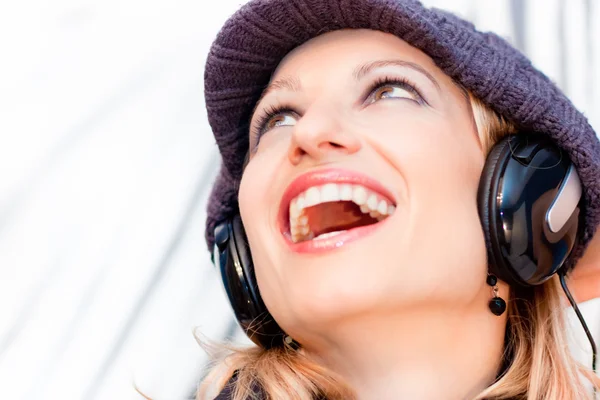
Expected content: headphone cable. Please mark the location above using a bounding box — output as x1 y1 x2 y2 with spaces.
559 270 597 396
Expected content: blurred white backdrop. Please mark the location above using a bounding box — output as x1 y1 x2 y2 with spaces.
0 0 598 399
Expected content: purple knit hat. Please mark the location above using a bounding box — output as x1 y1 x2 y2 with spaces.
204 0 600 268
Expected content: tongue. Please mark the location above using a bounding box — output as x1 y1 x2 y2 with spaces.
304 202 378 238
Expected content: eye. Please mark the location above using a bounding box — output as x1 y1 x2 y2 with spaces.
250 105 298 149
264 112 297 131
365 77 424 105
374 85 414 100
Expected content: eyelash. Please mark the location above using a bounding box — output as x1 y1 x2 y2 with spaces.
250 76 425 144
251 103 296 144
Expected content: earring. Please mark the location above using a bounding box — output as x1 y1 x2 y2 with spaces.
284 335 301 350
487 274 506 316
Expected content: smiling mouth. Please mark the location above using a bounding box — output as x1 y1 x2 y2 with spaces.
287 182 396 243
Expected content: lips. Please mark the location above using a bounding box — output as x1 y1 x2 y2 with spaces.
278 168 397 252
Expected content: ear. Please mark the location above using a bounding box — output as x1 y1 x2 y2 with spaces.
568 228 600 303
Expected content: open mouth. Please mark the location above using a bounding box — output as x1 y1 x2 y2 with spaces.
287 182 396 243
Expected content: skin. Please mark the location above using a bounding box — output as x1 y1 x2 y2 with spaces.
238 29 510 400
569 229 600 303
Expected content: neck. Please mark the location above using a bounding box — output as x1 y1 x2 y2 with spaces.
304 305 507 400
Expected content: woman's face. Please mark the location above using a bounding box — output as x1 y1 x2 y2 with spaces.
238 29 490 340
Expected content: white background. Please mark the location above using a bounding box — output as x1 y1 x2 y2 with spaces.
0 0 598 399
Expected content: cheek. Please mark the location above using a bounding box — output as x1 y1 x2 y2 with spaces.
238 156 279 272
238 150 292 313
414 126 487 296
370 113 488 298
239 161 268 221
239 137 290 220
368 107 484 193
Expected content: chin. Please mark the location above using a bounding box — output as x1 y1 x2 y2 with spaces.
268 247 400 326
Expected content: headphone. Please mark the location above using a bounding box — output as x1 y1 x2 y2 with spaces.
212 134 583 349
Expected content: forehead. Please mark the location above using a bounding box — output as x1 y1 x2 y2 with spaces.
272 29 441 80
259 28 467 112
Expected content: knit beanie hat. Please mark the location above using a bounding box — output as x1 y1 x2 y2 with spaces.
203 0 600 268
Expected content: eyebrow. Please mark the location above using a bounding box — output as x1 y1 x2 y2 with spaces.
253 59 441 115
252 75 303 117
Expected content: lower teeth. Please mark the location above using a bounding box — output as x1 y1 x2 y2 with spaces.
314 231 346 240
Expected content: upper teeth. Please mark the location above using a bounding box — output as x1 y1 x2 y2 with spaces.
289 183 396 243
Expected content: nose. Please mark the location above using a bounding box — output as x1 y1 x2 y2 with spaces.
287 106 361 165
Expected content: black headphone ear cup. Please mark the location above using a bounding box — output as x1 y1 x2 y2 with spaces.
479 134 581 287
231 215 262 311
221 216 287 348
478 137 515 285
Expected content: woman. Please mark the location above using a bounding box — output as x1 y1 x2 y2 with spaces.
200 0 600 399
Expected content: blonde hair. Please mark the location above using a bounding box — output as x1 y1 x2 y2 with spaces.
196 93 600 400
